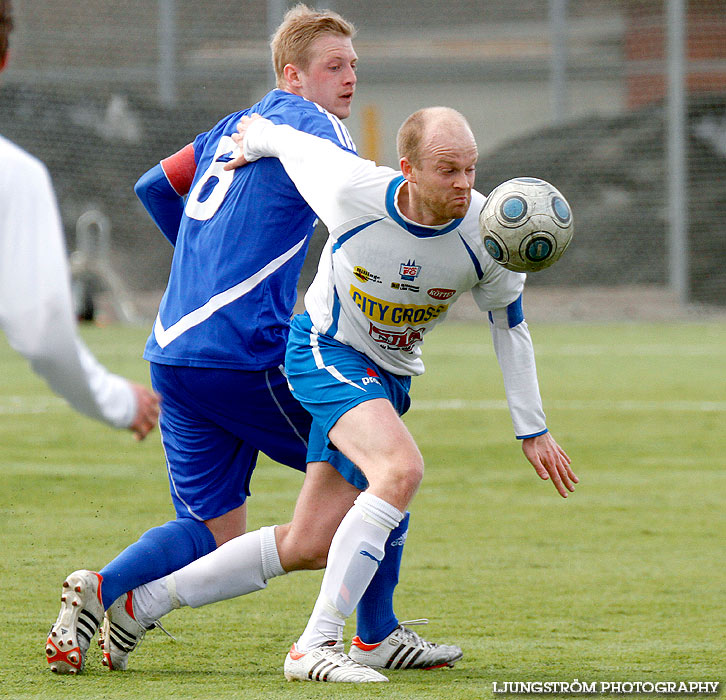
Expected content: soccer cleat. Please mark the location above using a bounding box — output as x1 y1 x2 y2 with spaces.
100 591 150 671
284 641 388 683
46 570 104 674
349 620 464 670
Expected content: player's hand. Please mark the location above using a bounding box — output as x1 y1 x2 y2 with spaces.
223 114 263 170
128 383 160 441
522 432 577 498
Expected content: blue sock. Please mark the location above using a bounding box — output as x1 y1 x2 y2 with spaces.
99 518 216 609
355 511 410 643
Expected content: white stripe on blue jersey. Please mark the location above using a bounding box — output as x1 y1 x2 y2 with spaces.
314 102 356 151
143 90 359 370
153 235 307 349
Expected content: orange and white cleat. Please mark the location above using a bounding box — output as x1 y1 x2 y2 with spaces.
349 620 463 670
284 641 388 682
46 570 104 674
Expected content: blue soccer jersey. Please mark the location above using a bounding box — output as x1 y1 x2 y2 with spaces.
142 89 356 369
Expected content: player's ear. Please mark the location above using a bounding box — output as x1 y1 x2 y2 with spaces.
400 157 416 183
0 50 9 73
283 63 303 91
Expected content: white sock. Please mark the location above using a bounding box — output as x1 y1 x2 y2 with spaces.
132 526 285 625
295 493 403 652
132 578 172 629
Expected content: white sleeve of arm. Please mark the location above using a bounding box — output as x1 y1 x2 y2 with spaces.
0 157 136 428
243 117 374 230
488 307 548 439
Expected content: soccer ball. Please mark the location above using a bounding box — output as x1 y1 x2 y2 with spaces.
479 177 573 273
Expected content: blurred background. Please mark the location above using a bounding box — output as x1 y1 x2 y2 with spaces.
2 0 725 323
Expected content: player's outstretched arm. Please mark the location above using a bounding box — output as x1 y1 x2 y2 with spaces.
223 115 372 233
522 432 577 498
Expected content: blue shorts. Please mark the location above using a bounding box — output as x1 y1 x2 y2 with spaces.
150 362 311 521
285 313 412 490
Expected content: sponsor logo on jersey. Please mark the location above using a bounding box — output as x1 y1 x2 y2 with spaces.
399 260 421 281
391 281 420 293
353 266 382 284
350 285 448 327
427 287 456 300
369 323 425 351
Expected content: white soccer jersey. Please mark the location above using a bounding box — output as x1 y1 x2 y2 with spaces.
244 119 548 438
0 135 135 428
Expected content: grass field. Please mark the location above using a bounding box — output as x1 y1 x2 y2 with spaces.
1 320 724 700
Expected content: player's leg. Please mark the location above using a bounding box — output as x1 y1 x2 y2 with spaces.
47 364 255 673
298 417 463 671
256 362 428 652
283 422 415 680
98 363 258 609
351 510 408 644
283 408 402 645
274 460 360 570
281 316 424 681
291 398 421 652
95 460 352 671
122 363 413 619
102 456 459 673
348 504 462 670
123 461 357 623
107 461 376 620
98 364 311 670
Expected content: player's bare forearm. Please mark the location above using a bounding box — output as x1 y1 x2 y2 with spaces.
522 432 577 498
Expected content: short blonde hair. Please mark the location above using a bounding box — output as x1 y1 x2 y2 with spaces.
270 4 356 89
397 107 473 166
396 110 428 167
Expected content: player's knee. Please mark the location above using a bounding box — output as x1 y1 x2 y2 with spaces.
377 453 424 506
399 456 424 500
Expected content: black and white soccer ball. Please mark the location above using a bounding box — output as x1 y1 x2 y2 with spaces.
479 177 574 273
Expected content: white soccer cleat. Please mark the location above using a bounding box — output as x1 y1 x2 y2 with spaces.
46 570 104 674
349 620 464 670
284 641 389 682
100 591 149 671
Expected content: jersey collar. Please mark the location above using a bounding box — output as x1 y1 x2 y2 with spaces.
385 175 464 238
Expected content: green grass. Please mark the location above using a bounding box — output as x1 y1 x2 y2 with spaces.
1 321 724 699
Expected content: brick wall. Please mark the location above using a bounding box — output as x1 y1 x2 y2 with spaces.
625 0 726 107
